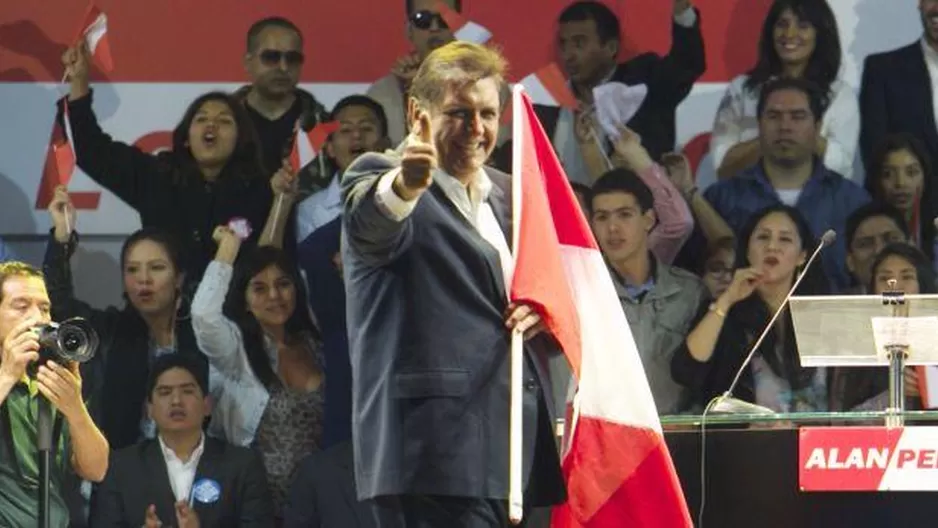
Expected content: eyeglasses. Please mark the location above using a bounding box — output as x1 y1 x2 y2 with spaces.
409 10 449 30
258 49 305 67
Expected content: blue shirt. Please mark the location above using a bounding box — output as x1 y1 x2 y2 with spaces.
704 160 869 291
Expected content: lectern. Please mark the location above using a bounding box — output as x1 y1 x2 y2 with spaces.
789 290 938 427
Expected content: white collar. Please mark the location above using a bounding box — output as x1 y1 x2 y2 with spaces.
158 433 205 464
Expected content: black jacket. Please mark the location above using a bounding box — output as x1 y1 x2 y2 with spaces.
90 437 273 527
58 92 277 285
341 150 565 504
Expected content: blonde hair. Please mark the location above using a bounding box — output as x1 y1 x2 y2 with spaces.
410 41 508 108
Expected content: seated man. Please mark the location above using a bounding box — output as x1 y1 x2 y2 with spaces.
0 261 108 528
704 78 870 291
590 169 707 414
90 354 273 527
843 203 910 294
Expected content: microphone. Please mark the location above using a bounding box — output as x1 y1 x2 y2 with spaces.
709 229 837 415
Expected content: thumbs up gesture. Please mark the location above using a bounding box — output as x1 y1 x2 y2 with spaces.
394 112 437 201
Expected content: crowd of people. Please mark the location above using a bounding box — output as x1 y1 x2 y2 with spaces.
3 0 938 526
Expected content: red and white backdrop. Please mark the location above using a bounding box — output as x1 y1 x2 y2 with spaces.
0 0 924 234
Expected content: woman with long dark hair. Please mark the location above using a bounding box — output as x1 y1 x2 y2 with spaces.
43 187 209 450
191 227 323 523
710 0 858 180
59 42 296 284
672 205 832 410
831 243 932 411
866 133 935 260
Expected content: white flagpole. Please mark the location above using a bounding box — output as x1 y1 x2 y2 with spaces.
508 84 525 525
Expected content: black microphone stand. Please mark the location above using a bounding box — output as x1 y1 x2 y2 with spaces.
37 392 54 528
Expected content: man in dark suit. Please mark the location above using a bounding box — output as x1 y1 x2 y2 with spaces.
341 41 565 527
90 354 273 527
539 0 704 182
860 0 938 256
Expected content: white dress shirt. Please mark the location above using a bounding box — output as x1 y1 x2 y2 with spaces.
294 172 343 243
374 166 515 288
158 434 205 503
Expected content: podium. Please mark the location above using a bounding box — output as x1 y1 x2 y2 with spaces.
662 411 938 528
789 291 938 427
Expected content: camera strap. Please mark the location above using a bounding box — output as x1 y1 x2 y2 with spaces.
0 397 66 483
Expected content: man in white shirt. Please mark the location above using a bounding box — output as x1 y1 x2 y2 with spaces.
90 354 273 527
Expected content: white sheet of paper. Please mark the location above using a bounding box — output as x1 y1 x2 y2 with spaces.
870 316 938 364
592 82 648 140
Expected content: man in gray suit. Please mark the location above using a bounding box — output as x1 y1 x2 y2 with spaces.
341 41 566 527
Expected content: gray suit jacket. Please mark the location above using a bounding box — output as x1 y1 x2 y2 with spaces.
340 150 565 505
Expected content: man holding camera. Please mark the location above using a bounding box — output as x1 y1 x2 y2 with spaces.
0 261 109 527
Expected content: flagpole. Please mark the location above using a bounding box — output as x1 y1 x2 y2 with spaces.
507 84 525 525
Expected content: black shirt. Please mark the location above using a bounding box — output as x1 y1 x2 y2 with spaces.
245 99 304 176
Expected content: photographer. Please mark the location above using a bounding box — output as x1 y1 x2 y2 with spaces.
0 261 109 528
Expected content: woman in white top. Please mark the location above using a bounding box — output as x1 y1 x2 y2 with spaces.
711 0 859 181
191 166 325 521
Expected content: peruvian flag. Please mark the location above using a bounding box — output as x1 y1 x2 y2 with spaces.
36 103 101 209
509 86 692 527
435 1 492 44
501 63 578 125
75 3 114 72
519 63 578 109
289 120 340 171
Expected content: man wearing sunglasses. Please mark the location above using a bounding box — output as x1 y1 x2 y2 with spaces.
367 0 460 147
235 17 330 179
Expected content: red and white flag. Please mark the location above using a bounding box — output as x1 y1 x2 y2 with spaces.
76 4 114 72
289 121 340 170
435 1 492 44
518 63 578 109
36 103 101 209
509 86 692 527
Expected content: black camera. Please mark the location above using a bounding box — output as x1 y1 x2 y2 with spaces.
30 318 99 375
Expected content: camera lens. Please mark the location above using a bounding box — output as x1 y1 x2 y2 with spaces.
60 329 84 353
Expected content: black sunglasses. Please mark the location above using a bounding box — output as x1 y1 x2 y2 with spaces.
258 49 305 67
409 10 449 30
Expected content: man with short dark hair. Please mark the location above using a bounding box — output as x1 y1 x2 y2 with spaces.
0 261 109 528
844 203 911 294
543 0 704 181
367 0 460 145
90 353 273 527
236 17 329 176
590 169 706 413
704 77 870 291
